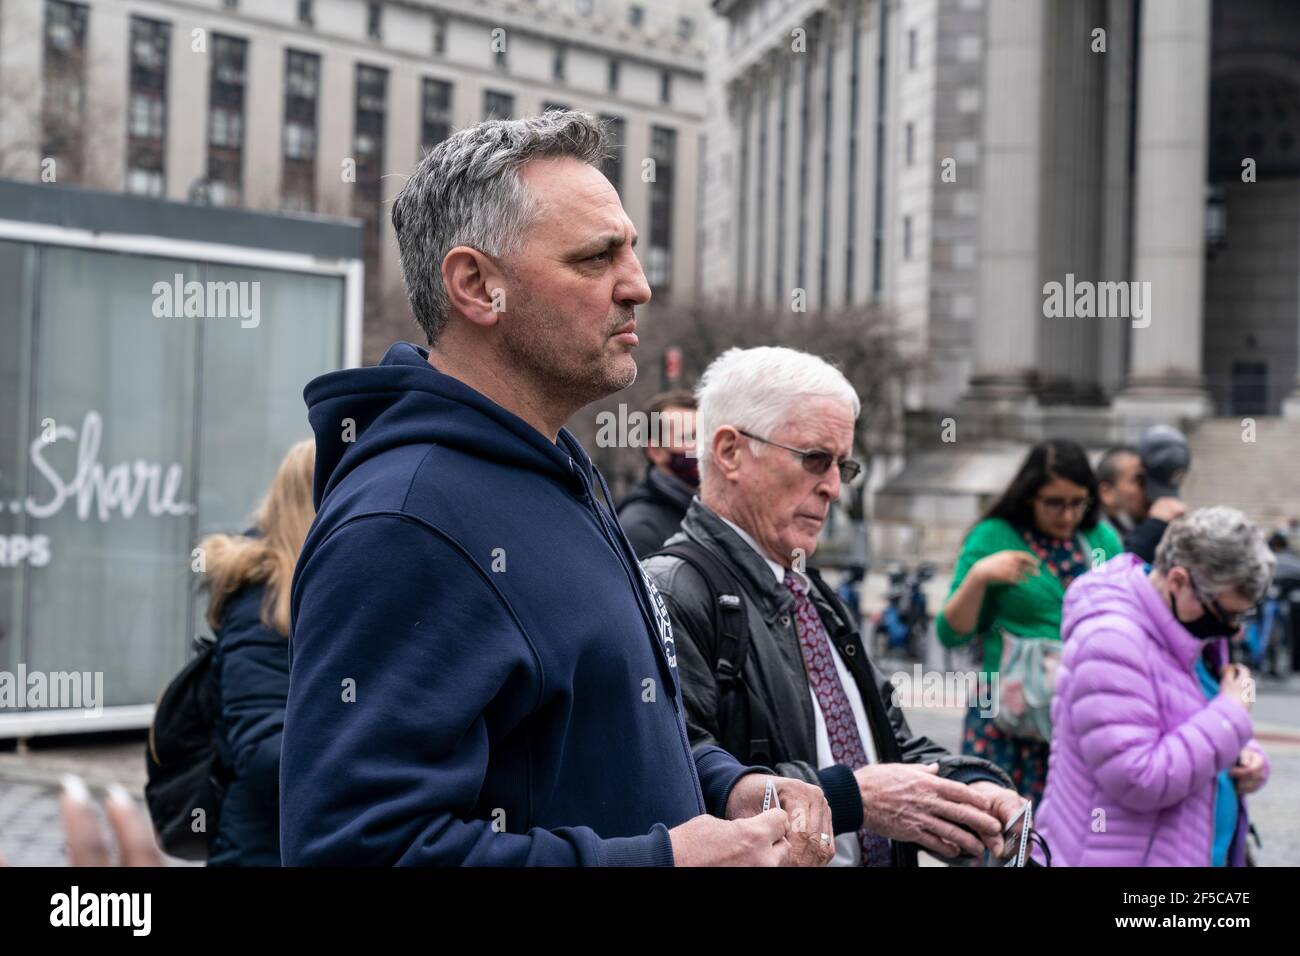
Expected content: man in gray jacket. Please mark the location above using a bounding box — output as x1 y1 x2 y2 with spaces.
642 346 1023 867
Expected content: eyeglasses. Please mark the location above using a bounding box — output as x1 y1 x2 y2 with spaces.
737 429 862 482
1034 495 1093 515
1187 571 1256 630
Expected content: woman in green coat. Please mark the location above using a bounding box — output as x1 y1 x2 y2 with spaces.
936 439 1123 802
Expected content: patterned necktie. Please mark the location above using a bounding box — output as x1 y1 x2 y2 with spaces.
784 570 892 867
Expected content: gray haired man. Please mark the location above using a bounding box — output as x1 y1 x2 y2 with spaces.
281 112 833 866
643 346 1024 867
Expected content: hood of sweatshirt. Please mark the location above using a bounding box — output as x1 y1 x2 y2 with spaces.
303 341 593 509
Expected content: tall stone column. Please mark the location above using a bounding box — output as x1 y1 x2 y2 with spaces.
964 0 1047 412
1097 0 1135 400
1114 0 1212 420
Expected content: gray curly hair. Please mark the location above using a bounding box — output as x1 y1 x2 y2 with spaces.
390 110 611 344
1154 506 1276 603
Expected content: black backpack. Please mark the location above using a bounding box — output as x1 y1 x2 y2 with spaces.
144 635 233 861
650 541 777 765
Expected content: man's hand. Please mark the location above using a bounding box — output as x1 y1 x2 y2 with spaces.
668 810 791 867
725 773 835 866
854 762 1001 859
1230 747 1268 796
969 781 1024 859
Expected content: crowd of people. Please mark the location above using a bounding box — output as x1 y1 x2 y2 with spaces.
142 110 1274 868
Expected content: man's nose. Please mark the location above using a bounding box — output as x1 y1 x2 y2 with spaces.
818 465 842 502
618 252 652 307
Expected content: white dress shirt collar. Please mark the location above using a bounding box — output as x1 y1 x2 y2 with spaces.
716 513 806 588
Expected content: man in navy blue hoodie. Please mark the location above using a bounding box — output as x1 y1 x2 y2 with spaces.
280 111 835 866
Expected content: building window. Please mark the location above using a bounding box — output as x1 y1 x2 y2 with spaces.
42 1 89 181
353 64 387 322
222 0 238 9
903 215 913 261
483 90 514 121
796 29 815 292
629 5 644 27
736 93 751 297
421 78 453 153
660 70 672 105
600 114 624 194
608 58 620 93
127 16 170 198
282 49 319 212
819 25 835 307
905 121 914 166
543 101 570 113
908 29 917 70
206 34 247 207
367 2 382 41
754 75 769 302
433 15 447 54
297 0 314 27
575 0 593 14
871 6 891 299
552 44 566 82
678 17 695 42
846 15 863 301
647 125 676 296
354 65 387 194
775 59 789 301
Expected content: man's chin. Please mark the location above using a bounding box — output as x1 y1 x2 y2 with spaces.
786 536 819 563
603 354 638 393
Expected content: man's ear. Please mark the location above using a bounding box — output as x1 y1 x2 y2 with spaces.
442 246 507 329
711 426 744 482
646 445 670 469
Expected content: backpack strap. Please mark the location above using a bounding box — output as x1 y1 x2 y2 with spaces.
650 541 751 686
650 540 777 764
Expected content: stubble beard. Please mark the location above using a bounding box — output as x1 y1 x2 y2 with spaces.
500 297 638 411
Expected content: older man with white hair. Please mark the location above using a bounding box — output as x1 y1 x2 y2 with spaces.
643 346 1024 867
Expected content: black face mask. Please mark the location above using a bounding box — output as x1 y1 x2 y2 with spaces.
1168 591 1235 640
666 452 699 489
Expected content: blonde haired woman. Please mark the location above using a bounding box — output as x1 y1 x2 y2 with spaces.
202 439 315 866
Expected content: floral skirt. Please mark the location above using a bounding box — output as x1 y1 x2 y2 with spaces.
961 704 1050 804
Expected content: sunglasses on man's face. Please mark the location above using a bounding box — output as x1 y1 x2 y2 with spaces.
737 429 863 483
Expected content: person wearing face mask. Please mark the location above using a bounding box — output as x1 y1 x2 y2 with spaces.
617 389 700 558
1033 507 1274 866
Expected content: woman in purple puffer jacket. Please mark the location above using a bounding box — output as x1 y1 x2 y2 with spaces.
1035 507 1273 866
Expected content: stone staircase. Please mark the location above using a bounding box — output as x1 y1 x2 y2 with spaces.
1181 418 1300 531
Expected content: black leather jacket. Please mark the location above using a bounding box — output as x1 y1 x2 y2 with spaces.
642 500 1015 867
